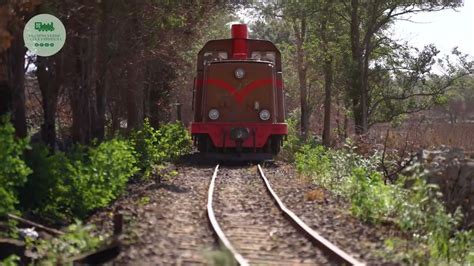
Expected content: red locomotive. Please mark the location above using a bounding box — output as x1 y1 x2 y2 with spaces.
190 24 287 159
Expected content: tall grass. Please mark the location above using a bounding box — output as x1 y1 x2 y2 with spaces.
371 122 474 151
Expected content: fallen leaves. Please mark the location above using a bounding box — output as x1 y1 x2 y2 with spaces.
304 188 325 202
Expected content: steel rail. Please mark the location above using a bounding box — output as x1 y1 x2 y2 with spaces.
257 164 365 266
206 165 249 266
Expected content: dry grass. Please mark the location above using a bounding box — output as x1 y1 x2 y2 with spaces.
370 121 474 151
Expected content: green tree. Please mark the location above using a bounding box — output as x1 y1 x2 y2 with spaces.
256 0 317 138
367 45 474 125
254 0 349 144
342 0 463 134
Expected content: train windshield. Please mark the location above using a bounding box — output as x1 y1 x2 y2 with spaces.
251 51 276 63
203 51 228 64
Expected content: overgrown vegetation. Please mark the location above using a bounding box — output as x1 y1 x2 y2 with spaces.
0 116 192 263
3 221 105 264
19 140 138 222
131 119 192 178
0 117 191 223
279 111 319 162
294 142 474 264
0 116 31 217
32 222 104 264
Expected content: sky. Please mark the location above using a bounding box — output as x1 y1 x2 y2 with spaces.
392 1 474 57
239 1 474 58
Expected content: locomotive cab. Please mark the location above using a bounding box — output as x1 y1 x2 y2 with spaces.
190 24 287 158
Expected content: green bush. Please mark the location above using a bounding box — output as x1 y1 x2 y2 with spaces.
280 111 319 162
394 174 472 263
280 116 302 161
0 255 20 266
19 144 72 221
349 167 396 223
68 139 138 217
131 119 159 173
131 119 191 177
295 143 474 264
295 141 380 196
0 117 31 216
295 145 332 187
19 139 138 221
20 144 74 220
18 119 191 222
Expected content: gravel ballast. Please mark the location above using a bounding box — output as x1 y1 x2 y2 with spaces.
262 161 406 264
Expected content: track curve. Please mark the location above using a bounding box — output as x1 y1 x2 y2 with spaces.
207 165 364 265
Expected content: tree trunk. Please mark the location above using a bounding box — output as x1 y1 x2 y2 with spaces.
360 39 370 133
0 81 11 117
7 30 27 138
126 62 144 131
71 32 97 144
349 0 367 135
94 0 109 141
0 54 10 117
294 17 308 138
343 112 348 139
322 57 333 146
126 3 144 132
321 2 333 147
36 56 62 149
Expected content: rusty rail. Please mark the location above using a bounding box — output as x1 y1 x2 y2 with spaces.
257 164 364 266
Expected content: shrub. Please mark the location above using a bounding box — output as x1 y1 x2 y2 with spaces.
280 116 302 161
156 122 192 160
295 143 473 264
0 117 31 216
19 120 191 222
394 174 470 263
19 144 72 222
295 145 332 187
20 139 138 221
131 119 160 174
349 167 396 223
67 139 138 217
131 119 191 177
280 112 319 162
295 141 381 196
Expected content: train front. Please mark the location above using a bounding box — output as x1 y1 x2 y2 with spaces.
191 24 287 159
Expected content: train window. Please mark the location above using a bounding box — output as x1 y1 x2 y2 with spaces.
218 52 228 60
203 51 228 64
251 51 276 63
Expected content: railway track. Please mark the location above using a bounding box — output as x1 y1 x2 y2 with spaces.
207 165 364 266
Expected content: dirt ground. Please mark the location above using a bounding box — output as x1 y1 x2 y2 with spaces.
88 161 408 265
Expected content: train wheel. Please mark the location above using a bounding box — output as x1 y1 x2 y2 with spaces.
198 135 215 153
264 139 272 153
271 136 281 155
197 135 208 153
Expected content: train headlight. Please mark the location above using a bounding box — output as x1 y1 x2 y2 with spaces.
208 109 219 120
235 68 245 79
259 109 270 121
